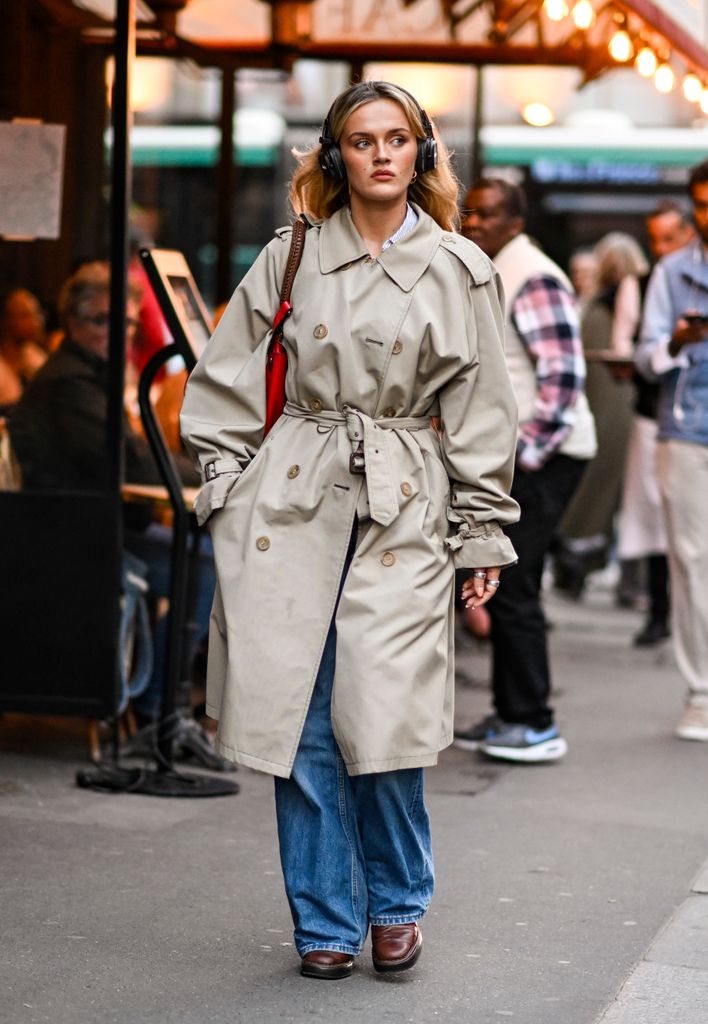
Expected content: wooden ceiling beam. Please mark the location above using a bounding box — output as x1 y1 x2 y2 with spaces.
34 0 106 31
37 0 708 81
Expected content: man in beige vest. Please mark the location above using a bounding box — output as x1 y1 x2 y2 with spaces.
455 178 596 762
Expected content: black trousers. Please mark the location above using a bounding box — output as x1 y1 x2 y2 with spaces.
648 553 670 624
487 454 587 730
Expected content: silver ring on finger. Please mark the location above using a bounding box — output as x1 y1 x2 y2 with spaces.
485 580 501 589
472 571 486 579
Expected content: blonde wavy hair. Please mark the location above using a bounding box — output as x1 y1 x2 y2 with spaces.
289 81 460 232
593 232 649 288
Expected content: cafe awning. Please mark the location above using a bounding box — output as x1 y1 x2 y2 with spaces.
64 0 707 91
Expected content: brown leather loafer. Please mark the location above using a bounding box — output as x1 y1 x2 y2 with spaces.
300 950 354 980
371 923 422 973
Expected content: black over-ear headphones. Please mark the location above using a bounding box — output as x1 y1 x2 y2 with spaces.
318 87 438 183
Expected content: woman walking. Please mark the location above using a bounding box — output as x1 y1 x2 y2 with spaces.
180 81 519 979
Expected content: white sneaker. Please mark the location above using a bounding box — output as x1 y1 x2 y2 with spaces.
675 706 708 742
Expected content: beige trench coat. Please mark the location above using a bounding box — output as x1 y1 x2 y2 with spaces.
180 205 519 778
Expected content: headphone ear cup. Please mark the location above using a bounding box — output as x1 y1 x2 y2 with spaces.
319 142 346 183
415 137 438 176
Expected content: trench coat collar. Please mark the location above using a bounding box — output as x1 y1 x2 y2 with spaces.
319 204 443 293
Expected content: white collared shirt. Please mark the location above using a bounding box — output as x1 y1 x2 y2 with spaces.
381 203 418 252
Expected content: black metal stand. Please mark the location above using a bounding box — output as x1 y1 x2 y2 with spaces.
74 0 235 798
77 344 238 798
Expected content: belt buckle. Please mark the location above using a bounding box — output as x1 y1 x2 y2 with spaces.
349 451 365 475
205 461 218 481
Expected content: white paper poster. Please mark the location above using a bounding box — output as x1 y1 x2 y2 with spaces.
0 122 67 240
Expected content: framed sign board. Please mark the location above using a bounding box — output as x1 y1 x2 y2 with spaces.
139 247 213 371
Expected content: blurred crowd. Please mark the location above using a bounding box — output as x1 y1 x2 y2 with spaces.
1 158 707 759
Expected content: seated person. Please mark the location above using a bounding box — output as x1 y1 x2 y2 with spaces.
9 262 214 724
0 287 47 409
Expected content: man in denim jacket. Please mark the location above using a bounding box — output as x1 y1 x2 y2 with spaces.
635 159 708 740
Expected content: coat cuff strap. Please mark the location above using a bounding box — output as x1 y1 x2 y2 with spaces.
204 458 242 482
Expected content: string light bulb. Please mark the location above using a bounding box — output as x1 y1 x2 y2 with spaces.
700 89 708 115
635 47 658 77
609 29 633 63
572 0 595 29
654 62 675 93
683 74 703 103
522 102 555 127
544 0 568 21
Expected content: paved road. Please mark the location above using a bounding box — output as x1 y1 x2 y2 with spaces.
2 579 707 1023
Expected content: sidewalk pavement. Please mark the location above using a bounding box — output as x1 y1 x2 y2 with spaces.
1 575 707 1024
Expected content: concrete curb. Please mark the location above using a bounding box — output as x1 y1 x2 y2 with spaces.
595 857 708 1023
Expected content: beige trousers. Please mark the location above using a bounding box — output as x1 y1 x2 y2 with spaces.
657 439 708 705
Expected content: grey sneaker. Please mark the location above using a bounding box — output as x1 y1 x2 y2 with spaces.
480 723 568 763
453 714 502 751
675 706 708 741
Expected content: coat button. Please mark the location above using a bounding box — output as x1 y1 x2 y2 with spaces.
381 551 396 567
400 481 412 497
287 464 300 479
313 324 328 340
256 536 270 552
442 233 455 242
392 339 403 355
310 398 323 412
382 407 396 418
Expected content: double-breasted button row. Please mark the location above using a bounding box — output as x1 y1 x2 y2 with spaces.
392 339 403 355
310 398 323 412
381 551 396 567
287 464 300 479
256 536 270 551
313 324 328 340
400 481 412 497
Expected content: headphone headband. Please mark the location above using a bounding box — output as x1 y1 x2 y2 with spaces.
318 85 438 183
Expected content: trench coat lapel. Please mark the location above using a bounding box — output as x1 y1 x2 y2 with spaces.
319 204 442 292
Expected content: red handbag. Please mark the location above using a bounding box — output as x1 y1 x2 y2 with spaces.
264 218 307 436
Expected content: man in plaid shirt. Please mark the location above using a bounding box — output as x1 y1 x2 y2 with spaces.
455 178 596 762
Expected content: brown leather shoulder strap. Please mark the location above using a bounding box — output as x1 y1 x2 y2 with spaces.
279 218 307 306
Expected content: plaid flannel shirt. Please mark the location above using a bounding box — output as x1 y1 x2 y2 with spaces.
510 274 586 471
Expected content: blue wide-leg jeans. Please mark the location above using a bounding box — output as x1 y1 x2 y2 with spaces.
274 620 435 957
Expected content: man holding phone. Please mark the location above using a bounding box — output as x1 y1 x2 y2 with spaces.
636 159 708 741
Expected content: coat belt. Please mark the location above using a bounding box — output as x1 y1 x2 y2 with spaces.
284 401 431 527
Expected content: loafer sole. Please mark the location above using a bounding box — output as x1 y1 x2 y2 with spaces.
372 929 423 973
300 958 354 980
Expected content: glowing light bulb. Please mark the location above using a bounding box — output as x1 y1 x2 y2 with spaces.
609 30 633 63
654 63 675 93
522 102 555 127
544 0 568 21
683 74 702 103
635 47 657 77
572 0 595 29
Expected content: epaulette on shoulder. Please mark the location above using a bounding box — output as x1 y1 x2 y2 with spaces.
274 214 321 243
439 234 492 286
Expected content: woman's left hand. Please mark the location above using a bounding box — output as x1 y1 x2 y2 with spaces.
461 567 501 609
